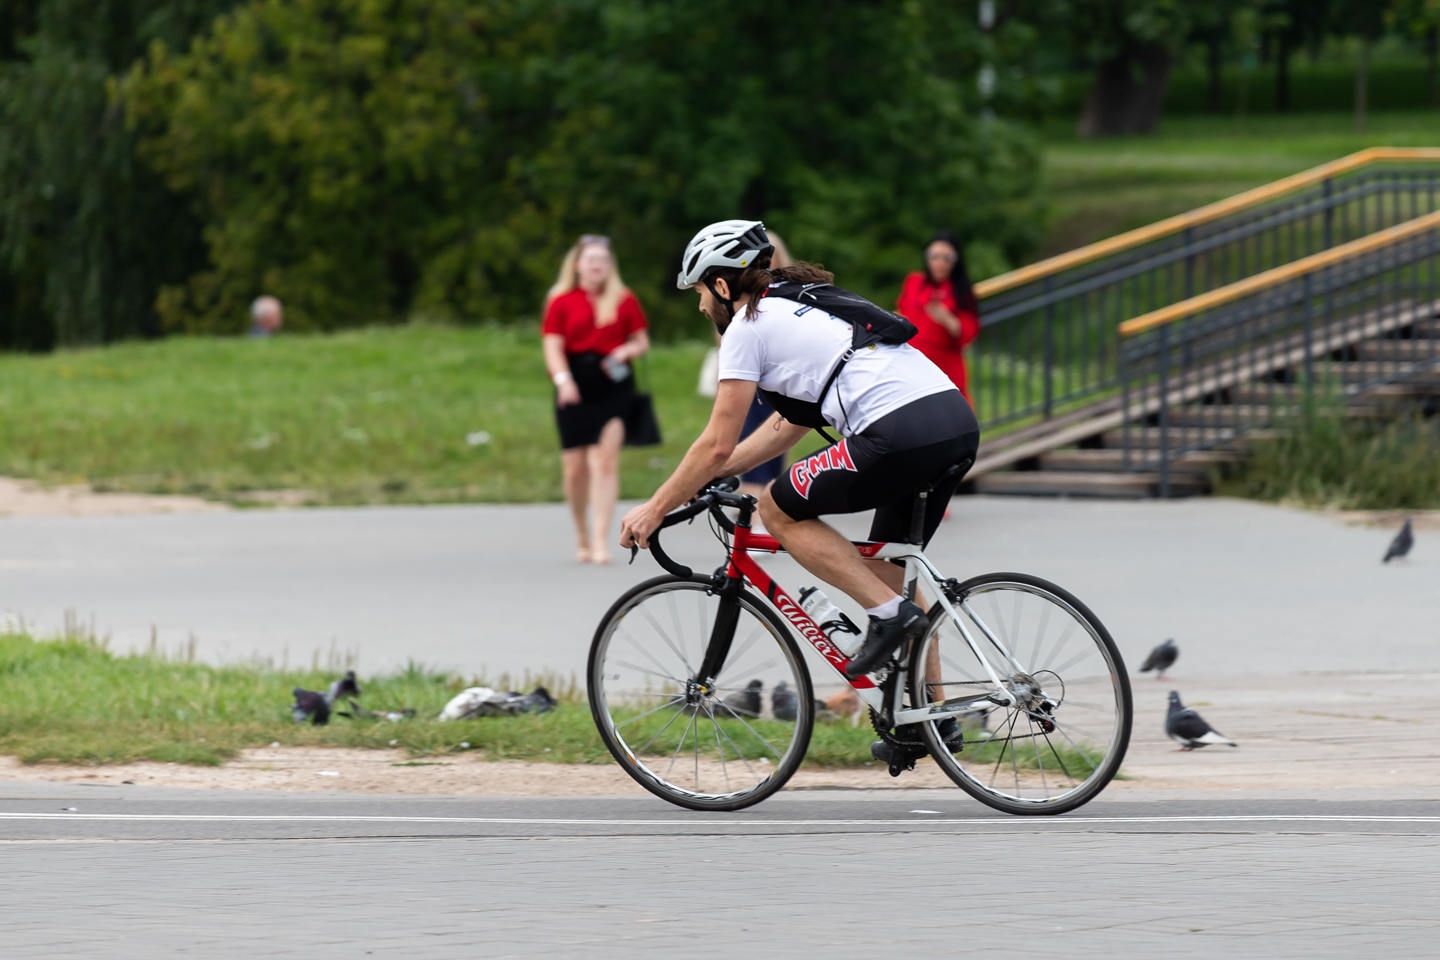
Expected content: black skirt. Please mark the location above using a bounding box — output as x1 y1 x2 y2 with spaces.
555 352 635 449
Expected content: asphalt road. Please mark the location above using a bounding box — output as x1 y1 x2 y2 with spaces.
1 496 1434 679
4 783 1438 958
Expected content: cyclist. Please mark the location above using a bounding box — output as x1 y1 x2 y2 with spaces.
618 219 979 689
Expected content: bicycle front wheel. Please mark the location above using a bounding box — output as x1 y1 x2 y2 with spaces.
588 575 814 811
909 572 1132 815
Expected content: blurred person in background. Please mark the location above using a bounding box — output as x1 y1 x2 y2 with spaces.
542 234 650 564
249 295 283 337
698 230 793 498
895 231 979 400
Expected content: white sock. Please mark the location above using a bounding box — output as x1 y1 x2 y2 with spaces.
865 596 902 620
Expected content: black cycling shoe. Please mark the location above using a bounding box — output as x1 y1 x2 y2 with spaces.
870 720 963 777
871 739 927 777
843 599 927 680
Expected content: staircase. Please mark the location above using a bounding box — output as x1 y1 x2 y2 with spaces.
963 149 1440 498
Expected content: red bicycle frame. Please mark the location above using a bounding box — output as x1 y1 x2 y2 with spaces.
724 522 884 690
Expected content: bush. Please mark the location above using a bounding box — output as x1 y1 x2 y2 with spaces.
1219 385 1440 509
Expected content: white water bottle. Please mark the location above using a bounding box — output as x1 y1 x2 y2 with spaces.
798 586 863 657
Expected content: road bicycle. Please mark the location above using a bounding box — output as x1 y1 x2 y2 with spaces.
587 473 1132 813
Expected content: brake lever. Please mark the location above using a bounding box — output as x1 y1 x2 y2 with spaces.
628 544 639 565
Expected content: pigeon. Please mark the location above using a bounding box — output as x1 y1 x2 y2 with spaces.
721 679 763 718
772 680 798 721
500 685 557 716
1165 690 1237 750
291 687 331 725
1139 639 1179 679
438 686 503 720
336 699 416 722
1382 517 1413 563
328 670 362 702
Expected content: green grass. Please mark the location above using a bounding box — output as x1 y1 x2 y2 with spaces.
1215 383 1440 510
1039 110 1440 258
0 324 724 505
0 629 883 767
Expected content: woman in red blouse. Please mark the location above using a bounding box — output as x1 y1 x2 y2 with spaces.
895 231 980 400
541 235 650 564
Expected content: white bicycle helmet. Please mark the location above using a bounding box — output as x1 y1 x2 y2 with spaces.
676 219 773 290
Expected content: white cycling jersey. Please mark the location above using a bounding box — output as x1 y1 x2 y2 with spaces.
716 295 955 435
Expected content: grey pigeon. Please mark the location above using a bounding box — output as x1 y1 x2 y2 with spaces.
772 681 798 721
721 679 763 718
336 699 416 722
291 688 331 725
329 670 362 702
1165 690 1237 750
502 685 557 716
1382 517 1413 563
1139 638 1179 679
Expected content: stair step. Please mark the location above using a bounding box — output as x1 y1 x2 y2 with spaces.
1100 426 1281 450
1161 403 1386 428
972 469 1208 498
1227 383 1432 405
1040 447 1239 473
1332 360 1440 382
1357 340 1440 362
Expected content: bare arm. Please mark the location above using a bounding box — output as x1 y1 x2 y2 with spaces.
542 333 581 406
619 378 755 548
718 409 808 477
611 329 649 363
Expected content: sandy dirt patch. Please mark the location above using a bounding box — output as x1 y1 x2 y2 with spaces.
0 476 227 517
4 672 1437 797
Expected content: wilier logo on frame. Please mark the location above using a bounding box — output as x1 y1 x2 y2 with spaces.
788 438 858 498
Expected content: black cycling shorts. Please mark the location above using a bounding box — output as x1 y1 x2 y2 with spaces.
769 389 979 547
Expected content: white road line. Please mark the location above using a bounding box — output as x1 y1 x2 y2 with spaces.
0 813 1436 826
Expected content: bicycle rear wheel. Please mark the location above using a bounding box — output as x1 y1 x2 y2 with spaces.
909 572 1131 815
588 575 814 811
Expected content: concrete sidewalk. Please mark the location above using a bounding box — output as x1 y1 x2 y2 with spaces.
0 496 1433 681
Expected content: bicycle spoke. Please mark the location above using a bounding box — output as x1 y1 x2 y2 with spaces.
712 699 784 760
651 597 696 677
611 657 685 687
632 700 690 756
613 695 687 732
707 705 731 791
665 705 701 776
1030 717 1049 795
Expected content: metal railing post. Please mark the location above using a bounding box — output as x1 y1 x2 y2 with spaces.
1042 277 1056 421
1301 272 1314 405
1157 322 1171 498
1322 176 1334 250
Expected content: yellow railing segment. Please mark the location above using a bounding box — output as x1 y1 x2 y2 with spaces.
1118 208 1440 337
975 147 1440 300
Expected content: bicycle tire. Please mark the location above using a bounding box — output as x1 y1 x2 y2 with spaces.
908 571 1132 815
588 574 814 811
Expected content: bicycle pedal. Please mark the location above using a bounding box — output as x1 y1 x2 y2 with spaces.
871 740 922 778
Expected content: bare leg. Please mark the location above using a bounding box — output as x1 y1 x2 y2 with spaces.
758 491 894 608
868 558 941 698
586 417 625 564
562 448 590 561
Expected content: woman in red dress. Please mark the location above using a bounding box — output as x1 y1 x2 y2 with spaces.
541 235 650 564
895 231 980 401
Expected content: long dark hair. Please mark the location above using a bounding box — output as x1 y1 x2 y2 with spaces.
925 230 978 315
723 260 836 314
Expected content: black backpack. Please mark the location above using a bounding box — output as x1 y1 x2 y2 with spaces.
756 281 918 441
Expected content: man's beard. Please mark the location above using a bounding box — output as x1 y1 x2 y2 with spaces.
701 297 732 333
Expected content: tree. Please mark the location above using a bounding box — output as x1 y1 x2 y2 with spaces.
120 0 1045 333
0 0 237 347
1330 0 1395 132
1058 0 1194 137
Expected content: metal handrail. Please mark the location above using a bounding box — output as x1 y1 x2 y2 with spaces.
976 147 1440 300
1119 208 1440 337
